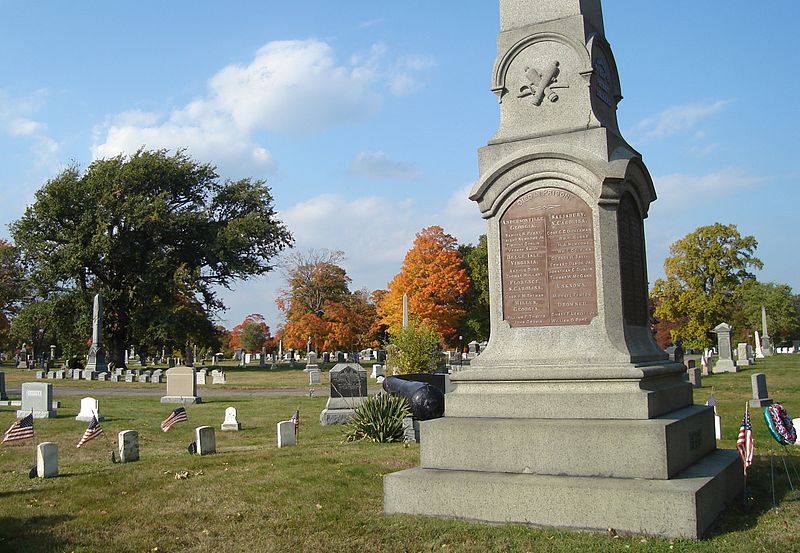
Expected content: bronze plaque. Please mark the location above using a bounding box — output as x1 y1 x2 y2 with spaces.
617 194 648 326
500 188 597 327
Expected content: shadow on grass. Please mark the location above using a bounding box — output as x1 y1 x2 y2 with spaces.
0 514 75 553
708 452 798 537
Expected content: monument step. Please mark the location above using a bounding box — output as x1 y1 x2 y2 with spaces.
420 405 715 480
384 449 742 539
444 374 692 419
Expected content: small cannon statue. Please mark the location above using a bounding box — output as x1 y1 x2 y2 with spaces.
382 376 445 420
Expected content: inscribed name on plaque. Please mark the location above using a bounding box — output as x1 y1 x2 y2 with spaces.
500 188 598 327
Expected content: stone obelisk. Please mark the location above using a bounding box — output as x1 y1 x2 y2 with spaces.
402 293 409 328
384 0 741 538
761 305 774 356
84 294 108 375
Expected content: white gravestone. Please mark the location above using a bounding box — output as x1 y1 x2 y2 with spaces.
371 364 384 379
706 396 722 441
118 430 139 463
37 442 58 478
195 426 216 455
75 397 104 422
308 369 321 385
221 407 241 431
277 420 296 448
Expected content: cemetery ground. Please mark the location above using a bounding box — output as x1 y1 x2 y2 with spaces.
0 359 798 552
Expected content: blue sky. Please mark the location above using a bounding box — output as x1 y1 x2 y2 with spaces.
1 1 797 329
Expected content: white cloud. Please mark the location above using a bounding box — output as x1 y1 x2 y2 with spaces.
389 55 435 95
0 89 61 170
652 167 764 213
92 39 390 176
348 151 420 180
438 182 485 245
634 100 731 140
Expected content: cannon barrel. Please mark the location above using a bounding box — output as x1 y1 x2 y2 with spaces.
382 376 445 421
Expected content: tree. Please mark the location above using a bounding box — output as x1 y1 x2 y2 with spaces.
733 281 800 344
229 314 271 352
10 149 293 366
458 234 490 343
385 321 444 374
0 240 26 351
277 249 378 351
377 226 471 344
650 223 762 349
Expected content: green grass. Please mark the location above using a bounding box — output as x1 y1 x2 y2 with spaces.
0 357 799 552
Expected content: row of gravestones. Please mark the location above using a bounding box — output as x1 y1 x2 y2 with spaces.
31 367 227 386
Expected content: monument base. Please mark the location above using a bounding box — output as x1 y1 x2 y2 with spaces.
319 396 367 425
17 409 57 419
749 398 773 408
713 360 739 374
385 449 741 539
160 395 202 404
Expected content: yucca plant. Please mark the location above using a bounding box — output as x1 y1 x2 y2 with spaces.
344 393 411 443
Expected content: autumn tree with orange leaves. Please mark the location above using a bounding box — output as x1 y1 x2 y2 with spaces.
229 313 272 352
277 250 379 351
377 226 471 344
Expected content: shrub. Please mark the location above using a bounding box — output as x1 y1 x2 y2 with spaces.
344 393 411 443
385 322 443 375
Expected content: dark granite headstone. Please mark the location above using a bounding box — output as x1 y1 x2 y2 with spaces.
329 364 367 398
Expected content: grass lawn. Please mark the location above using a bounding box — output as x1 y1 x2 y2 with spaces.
0 357 799 552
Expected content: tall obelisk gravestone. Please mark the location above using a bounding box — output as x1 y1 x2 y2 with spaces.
384 0 742 538
84 294 108 375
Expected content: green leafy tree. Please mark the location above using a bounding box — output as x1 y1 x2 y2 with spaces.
458 234 490 343
0 240 26 351
240 322 269 352
10 149 292 367
385 321 443 374
733 281 800 344
650 223 762 349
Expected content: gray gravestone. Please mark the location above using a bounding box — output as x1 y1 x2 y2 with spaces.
277 420 296 448
195 426 216 455
308 368 321 385
383 0 740 540
118 430 139 463
17 382 56 418
320 363 368 425
761 306 774 356
712 323 738 373
36 442 58 478
85 294 108 373
161 366 201 404
749 373 773 408
736 343 751 367
687 368 701 389
0 372 7 400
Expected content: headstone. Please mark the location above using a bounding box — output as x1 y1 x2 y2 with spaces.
73 370 82 380
748 373 773 408
305 351 319 374
196 369 208 386
376 350 387 364
746 344 754 364
686 360 696 370
371 364 384 379
754 331 764 359
468 341 480 355
320 363 368 425
402 417 421 444
336 351 345 363
700 355 712 377
75 397 104 422
277 420 296 447
383 1 740 539
118 430 139 463
96 372 108 381
706 396 722 441
673 339 685 366
151 369 164 383
322 352 331 363
736 343 751 367
85 294 109 373
260 348 267 367
308 368 321 385
161 366 201 404
110 374 120 382
221 407 241 431
712 323 738 373
17 382 56 418
138 374 150 383
36 442 58 478
0 372 6 400
761 305 774 356
212 371 226 384
195 426 216 455
687 368 701 389
35 370 45 379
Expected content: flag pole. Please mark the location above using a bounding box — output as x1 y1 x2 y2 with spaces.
94 410 117 463
30 409 38 478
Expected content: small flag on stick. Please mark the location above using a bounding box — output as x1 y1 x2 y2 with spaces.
290 409 299 436
2 413 34 444
161 407 188 432
736 406 754 476
76 414 103 448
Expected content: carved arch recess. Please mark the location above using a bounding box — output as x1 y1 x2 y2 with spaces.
491 32 593 102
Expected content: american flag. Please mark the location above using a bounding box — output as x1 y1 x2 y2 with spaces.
160 407 188 432
76 414 103 448
290 409 299 436
736 410 754 476
2 413 34 443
